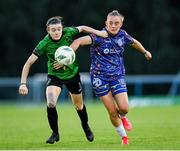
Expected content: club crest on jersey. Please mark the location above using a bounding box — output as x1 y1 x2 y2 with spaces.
117 39 123 47
93 78 102 87
103 48 110 54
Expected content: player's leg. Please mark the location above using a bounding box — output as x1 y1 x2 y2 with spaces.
91 77 128 145
69 92 94 142
110 78 132 131
66 73 94 142
114 92 129 115
114 92 129 114
46 76 62 144
100 92 129 145
114 93 132 131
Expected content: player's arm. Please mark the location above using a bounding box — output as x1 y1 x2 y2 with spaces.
70 35 92 52
76 26 108 38
19 54 38 95
54 36 92 70
131 38 152 60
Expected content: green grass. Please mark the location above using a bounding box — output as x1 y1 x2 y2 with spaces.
0 103 180 150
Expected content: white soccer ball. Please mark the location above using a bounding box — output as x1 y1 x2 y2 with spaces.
54 46 76 65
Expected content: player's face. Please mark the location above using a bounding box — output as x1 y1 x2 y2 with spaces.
105 16 123 35
47 24 63 40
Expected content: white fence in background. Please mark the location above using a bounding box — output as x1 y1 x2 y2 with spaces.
0 73 180 103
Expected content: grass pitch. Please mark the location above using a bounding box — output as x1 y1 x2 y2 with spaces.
0 102 180 150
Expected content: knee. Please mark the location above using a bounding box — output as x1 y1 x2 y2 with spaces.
71 93 83 110
74 102 83 110
47 101 56 108
47 92 57 108
120 108 129 114
109 111 119 119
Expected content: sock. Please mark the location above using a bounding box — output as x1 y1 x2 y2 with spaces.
76 104 88 127
115 124 127 138
47 106 59 134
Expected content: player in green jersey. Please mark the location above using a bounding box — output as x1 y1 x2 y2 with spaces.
18 16 107 144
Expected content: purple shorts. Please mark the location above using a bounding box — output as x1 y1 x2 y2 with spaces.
91 76 127 97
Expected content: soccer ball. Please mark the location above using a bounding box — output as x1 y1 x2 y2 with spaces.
54 46 76 65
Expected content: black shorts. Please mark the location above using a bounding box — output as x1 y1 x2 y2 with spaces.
46 73 82 94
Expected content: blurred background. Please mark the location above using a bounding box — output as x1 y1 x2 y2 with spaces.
0 0 180 105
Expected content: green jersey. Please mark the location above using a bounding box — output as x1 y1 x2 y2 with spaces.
33 27 79 80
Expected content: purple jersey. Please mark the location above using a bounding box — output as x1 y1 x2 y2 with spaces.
90 29 134 81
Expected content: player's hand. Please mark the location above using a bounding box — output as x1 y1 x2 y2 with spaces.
19 84 28 95
96 30 108 38
144 51 152 60
53 61 63 69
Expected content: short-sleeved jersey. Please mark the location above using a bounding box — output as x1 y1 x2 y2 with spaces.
90 29 134 81
33 27 79 80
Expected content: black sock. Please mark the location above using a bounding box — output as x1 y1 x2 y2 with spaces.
47 106 59 134
76 104 88 127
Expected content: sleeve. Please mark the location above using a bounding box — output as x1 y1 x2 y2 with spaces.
89 34 100 45
90 28 106 45
123 30 134 45
33 38 47 57
64 27 79 38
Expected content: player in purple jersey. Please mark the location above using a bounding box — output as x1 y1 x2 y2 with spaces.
71 10 152 145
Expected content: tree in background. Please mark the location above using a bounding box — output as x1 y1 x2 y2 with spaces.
0 0 180 76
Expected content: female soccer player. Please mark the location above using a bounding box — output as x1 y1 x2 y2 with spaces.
18 16 107 144
70 10 152 145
